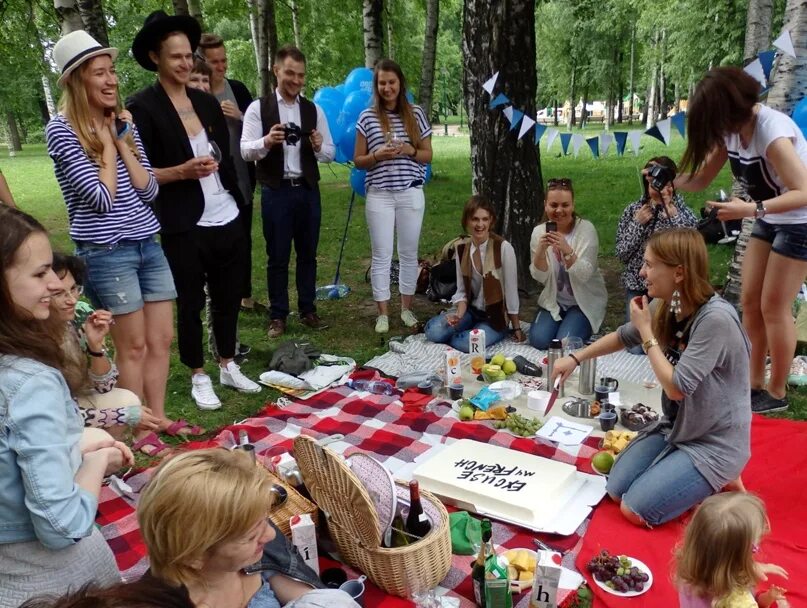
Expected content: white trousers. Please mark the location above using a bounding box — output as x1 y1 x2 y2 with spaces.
365 186 425 302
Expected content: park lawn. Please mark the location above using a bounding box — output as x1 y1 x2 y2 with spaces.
2 129 803 463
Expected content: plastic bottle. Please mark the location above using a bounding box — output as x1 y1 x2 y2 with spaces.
315 284 350 300
347 379 396 396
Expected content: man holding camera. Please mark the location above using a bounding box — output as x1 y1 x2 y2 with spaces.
241 45 335 339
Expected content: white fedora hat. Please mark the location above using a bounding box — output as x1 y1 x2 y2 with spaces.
54 30 118 87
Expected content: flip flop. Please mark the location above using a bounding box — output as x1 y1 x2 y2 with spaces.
162 419 205 437
132 432 170 457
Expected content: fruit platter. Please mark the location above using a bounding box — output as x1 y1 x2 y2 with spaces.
586 550 653 596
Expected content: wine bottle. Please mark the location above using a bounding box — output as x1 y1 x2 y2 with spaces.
405 480 431 540
386 514 410 548
472 519 492 607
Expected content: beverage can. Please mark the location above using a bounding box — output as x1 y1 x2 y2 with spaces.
469 329 486 375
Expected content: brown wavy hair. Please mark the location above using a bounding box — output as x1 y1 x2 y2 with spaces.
0 207 85 393
679 66 760 175
675 493 768 601
646 228 714 346
461 194 497 230
372 58 421 146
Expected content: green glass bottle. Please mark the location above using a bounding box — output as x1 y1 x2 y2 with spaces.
471 519 492 607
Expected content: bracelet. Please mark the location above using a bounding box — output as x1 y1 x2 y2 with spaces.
87 346 106 357
642 337 659 354
372 151 378 163
568 353 581 367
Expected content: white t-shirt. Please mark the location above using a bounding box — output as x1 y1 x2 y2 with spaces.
724 104 807 224
188 129 240 227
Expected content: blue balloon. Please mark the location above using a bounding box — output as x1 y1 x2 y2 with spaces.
350 167 367 197
313 86 345 109
338 124 357 162
342 89 372 124
316 99 345 146
335 83 346 95
792 98 807 138
335 147 349 164
424 163 432 183
344 67 374 94
406 91 415 104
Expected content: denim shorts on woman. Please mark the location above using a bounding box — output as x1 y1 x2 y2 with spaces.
750 219 807 261
75 236 177 315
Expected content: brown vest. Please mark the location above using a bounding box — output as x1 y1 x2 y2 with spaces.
255 95 321 190
456 233 508 331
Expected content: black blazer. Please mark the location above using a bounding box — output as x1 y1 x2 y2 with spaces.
127 82 245 235
227 78 257 194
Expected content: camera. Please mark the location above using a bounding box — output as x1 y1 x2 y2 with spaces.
283 122 309 146
648 165 674 192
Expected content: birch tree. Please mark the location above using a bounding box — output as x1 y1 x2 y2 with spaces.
363 0 384 68
418 0 439 120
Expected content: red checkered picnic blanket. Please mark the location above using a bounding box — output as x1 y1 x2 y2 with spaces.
97 381 602 607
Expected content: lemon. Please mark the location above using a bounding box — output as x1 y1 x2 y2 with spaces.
592 451 615 474
491 353 506 367
502 359 517 375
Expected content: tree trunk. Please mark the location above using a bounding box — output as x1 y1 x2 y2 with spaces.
418 0 439 120
646 66 657 128
628 21 635 123
463 0 541 289
290 0 301 48
580 88 588 128
673 82 680 113
187 0 204 29
641 82 650 125
617 50 624 123
386 4 394 59
363 0 384 68
567 64 576 129
6 112 22 153
76 0 109 45
42 74 57 118
253 0 278 97
54 0 85 35
744 0 774 61
658 29 666 119
553 98 559 126
172 0 189 15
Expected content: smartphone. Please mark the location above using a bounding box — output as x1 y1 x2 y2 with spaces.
115 118 130 140
546 221 557 232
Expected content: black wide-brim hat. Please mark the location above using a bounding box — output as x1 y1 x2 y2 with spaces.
131 10 202 71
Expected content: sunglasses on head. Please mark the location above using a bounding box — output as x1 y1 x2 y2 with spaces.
547 178 573 189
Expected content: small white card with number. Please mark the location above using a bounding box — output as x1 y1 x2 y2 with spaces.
535 416 593 446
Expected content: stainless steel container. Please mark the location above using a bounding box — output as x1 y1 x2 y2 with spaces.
578 356 596 395
547 338 564 397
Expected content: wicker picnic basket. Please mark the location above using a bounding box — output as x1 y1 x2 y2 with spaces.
261 466 319 538
293 435 452 598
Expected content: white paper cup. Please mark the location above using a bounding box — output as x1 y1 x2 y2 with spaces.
528 390 551 413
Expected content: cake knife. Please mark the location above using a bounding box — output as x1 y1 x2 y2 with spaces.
544 377 561 415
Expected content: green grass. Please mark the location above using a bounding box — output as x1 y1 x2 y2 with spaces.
1 131 802 463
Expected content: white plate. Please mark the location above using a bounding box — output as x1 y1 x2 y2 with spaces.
504 548 538 593
489 380 522 400
592 556 653 597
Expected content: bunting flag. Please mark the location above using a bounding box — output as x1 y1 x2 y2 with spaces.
758 50 776 80
506 108 524 130
744 58 767 87
670 112 686 138
503 106 514 122
773 29 796 58
518 115 536 140
560 132 572 155
482 72 500 95
534 123 547 144
586 136 600 158
628 130 642 157
572 133 585 157
546 128 560 150
489 93 509 109
644 118 671 145
600 133 613 156
614 131 628 156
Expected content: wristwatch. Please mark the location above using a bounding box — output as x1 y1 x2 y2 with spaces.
754 200 767 219
642 337 659 354
563 250 574 261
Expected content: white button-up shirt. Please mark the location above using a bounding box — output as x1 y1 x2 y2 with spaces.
240 90 335 177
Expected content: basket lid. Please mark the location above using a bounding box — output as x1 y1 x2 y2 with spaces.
294 435 382 547
346 452 397 540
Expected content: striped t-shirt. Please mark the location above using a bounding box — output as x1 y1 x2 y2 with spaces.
356 105 432 192
46 114 161 244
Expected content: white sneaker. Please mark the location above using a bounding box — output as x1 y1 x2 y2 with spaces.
220 361 262 393
375 315 389 333
401 309 419 328
192 373 222 410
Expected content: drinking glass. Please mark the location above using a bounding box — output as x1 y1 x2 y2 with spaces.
195 141 227 194
715 189 736 245
641 375 659 406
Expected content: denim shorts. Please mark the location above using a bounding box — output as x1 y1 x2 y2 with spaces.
75 236 177 315
750 218 807 261
605 432 713 526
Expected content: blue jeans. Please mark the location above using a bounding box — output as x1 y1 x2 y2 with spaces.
528 306 592 350
625 289 647 355
606 433 714 526
76 236 176 315
261 183 321 320
424 308 509 353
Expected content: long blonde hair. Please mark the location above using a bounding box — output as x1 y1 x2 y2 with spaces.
138 448 275 588
58 60 139 166
372 58 421 147
646 228 714 346
676 493 768 600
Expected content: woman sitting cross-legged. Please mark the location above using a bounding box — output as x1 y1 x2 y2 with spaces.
424 195 525 352
528 177 607 349
551 229 751 527
138 448 360 608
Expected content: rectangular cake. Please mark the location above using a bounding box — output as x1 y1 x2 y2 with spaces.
412 439 581 527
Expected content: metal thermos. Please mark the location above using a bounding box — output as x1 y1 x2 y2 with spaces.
578 335 600 395
547 338 565 397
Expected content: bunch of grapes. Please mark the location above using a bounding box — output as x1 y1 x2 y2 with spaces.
586 550 649 593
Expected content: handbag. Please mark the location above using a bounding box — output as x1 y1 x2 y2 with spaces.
426 259 457 302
